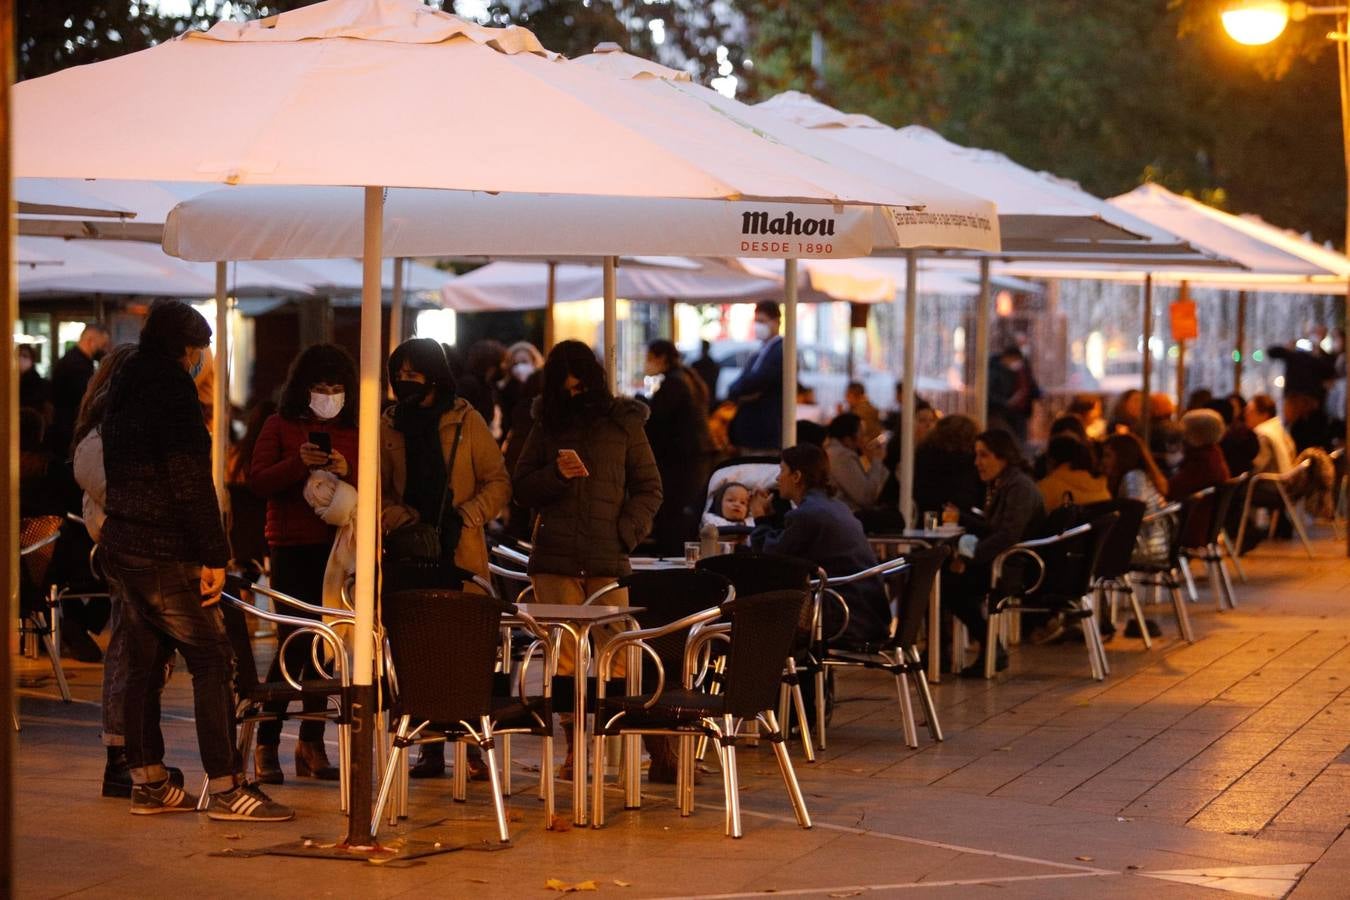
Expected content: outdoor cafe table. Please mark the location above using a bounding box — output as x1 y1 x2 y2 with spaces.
868 529 965 684
503 602 643 827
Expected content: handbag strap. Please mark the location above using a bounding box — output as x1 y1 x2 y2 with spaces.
432 420 466 530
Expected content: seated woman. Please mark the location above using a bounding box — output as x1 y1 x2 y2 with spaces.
1102 432 1171 568
1168 409 1232 551
1037 434 1110 511
702 481 758 529
751 444 890 647
913 414 982 520
941 430 1045 676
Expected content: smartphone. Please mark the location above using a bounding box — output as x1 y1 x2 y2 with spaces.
557 448 589 477
308 431 332 454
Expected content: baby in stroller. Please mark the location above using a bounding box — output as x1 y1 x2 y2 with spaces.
700 457 780 538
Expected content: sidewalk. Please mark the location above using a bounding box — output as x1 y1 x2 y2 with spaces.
13 529 1348 898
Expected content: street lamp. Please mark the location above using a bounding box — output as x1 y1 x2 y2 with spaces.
1222 1 1350 558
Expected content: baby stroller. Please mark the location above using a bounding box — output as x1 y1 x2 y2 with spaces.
701 455 782 543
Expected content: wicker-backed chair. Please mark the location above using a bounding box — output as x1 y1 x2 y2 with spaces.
820 545 949 748
590 589 813 838
18 515 71 704
372 590 554 843
1077 500 1153 645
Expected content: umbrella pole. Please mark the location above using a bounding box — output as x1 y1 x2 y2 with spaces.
212 262 229 504
782 258 799 448
899 251 918 525
1141 274 1154 450
545 261 557 352
1 0 17 886
604 256 617 392
388 256 405 359
1234 290 1247 393
345 185 383 848
974 258 991 429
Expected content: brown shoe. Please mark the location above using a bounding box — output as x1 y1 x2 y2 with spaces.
295 740 340 780
254 745 283 785
465 746 492 782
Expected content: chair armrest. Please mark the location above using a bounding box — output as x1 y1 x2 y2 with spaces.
19 532 61 556
816 556 911 587
509 607 556 701
685 621 732 687
1012 522 1092 551
583 580 626 606
597 606 724 679
221 593 350 689
990 547 1047 597
229 575 355 621
596 639 667 709
488 562 530 583
819 588 851 644
491 544 531 566
1142 501 1182 524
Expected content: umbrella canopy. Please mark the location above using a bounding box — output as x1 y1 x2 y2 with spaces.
743 256 1042 303
755 92 1217 260
16 178 220 241
17 0 924 208
1003 184 1350 291
439 258 778 311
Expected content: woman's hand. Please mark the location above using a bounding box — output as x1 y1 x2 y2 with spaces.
749 489 774 519
942 503 960 525
382 505 418 532
299 442 331 468
556 449 589 480
325 449 349 477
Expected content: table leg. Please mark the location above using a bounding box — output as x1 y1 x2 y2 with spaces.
928 575 942 685
572 624 592 827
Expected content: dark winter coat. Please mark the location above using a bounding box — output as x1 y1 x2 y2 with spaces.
644 368 711 553
513 397 663 578
1168 444 1231 549
100 349 229 567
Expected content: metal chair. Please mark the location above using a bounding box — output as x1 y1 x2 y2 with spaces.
820 545 949 747
591 589 814 838
1128 499 1203 646
1180 474 1248 610
18 515 72 704
202 578 351 812
988 515 1117 681
695 552 821 757
1080 500 1152 646
372 590 555 843
1236 459 1315 558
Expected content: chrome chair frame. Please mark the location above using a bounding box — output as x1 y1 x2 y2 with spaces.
1128 502 1198 643
1236 459 1315 559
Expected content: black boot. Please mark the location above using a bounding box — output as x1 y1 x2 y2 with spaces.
254 745 284 785
409 742 445 779
103 747 184 798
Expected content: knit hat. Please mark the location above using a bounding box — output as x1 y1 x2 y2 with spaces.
1181 409 1225 447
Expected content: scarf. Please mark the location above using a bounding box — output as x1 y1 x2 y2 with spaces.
394 396 455 527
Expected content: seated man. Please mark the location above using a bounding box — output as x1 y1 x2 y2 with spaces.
824 412 887 513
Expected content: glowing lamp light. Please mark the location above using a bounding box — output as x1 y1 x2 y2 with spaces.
1221 1 1293 46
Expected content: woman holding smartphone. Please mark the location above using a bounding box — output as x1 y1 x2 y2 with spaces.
513 340 662 777
247 343 359 784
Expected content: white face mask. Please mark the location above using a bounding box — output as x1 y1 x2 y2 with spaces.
753 321 775 342
511 361 535 382
310 391 345 421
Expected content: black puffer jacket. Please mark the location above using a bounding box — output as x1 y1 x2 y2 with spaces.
513 397 662 578
101 349 229 567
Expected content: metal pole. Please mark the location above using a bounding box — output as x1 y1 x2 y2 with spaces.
388 256 405 359
899 250 918 525
345 186 383 847
667 300 678 342
603 256 617 393
975 258 992 429
1338 15 1350 557
211 262 229 505
782 259 799 448
1 0 17 887
1141 274 1154 450
545 261 557 352
1235 290 1247 393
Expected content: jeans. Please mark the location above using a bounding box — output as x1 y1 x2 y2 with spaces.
101 595 175 747
102 549 240 793
257 544 330 747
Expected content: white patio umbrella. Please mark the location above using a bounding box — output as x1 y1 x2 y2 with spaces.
13 0 931 841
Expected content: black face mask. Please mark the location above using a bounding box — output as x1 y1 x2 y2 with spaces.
92 349 107 363
393 379 431 406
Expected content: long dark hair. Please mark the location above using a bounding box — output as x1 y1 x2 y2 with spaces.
782 443 832 494
140 299 211 360
71 343 136 451
975 429 1028 474
279 343 357 426
540 340 610 431
388 337 457 402
922 414 978 455
1103 432 1167 496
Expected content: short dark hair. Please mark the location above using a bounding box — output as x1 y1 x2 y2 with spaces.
139 299 211 360
388 337 456 401
975 429 1025 470
1250 394 1277 419
540 340 610 430
845 381 865 395
279 343 358 426
647 339 681 369
1067 394 1099 417
1046 434 1094 472
795 420 827 447
1049 415 1088 441
782 443 831 492
754 301 781 321
827 412 862 441
1205 398 1234 425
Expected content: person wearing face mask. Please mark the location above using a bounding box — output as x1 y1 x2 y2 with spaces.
501 341 547 540
641 339 713 555
513 340 662 780
727 301 786 454
246 343 359 785
50 322 111 453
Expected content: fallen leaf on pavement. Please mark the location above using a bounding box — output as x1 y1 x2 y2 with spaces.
223 833 242 841
546 878 599 893
549 815 573 832
614 880 632 887
1075 856 1094 862
468 878 490 884
828 892 863 898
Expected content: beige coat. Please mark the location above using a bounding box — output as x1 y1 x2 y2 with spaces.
381 399 510 581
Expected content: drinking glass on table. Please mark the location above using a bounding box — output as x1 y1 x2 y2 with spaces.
923 511 941 532
684 542 702 564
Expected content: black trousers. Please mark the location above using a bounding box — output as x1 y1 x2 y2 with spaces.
258 543 331 746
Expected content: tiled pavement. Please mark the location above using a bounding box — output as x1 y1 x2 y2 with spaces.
12 529 1349 898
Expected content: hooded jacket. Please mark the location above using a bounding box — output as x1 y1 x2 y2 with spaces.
513 396 663 578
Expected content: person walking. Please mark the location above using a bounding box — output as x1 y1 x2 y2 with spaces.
99 300 291 821
247 344 359 785
50 322 110 452
381 337 511 779
512 340 662 779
